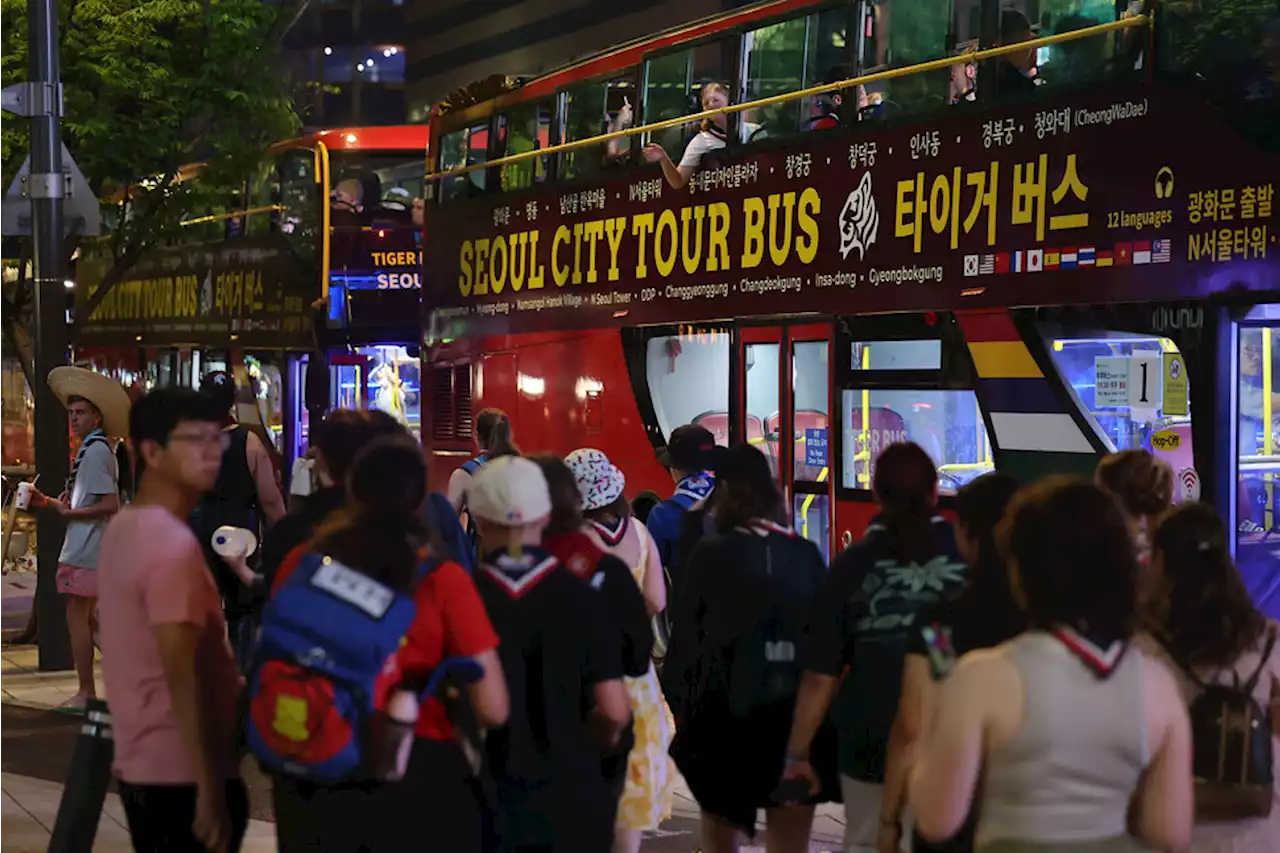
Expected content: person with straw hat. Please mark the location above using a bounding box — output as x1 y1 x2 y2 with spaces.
30 365 130 713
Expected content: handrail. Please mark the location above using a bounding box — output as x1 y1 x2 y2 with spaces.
179 204 283 227
424 14 1150 184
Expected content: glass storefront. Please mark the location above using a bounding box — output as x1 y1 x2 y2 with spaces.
1236 314 1280 618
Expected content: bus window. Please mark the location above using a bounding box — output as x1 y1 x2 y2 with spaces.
245 160 282 237
642 40 734 164
859 0 963 119
1003 0 1122 90
841 388 991 495
1042 329 1194 480
561 75 636 181
644 329 730 446
741 6 849 141
746 340 781 479
852 339 942 371
793 340 831 562
438 124 489 202
500 100 553 191
278 149 319 245
1237 326 1279 593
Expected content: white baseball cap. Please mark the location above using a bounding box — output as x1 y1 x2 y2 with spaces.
467 456 552 525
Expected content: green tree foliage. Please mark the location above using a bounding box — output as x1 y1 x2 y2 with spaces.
1 0 305 377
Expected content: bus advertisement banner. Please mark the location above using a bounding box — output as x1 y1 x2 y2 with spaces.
425 86 1278 339
75 238 317 348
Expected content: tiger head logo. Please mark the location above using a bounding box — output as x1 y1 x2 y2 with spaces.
839 170 879 261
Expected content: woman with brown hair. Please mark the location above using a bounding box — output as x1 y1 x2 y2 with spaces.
908 477 1192 853
1142 501 1280 852
1095 449 1173 567
665 443 835 853
447 407 519 513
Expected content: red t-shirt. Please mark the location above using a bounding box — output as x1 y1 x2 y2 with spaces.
272 545 499 740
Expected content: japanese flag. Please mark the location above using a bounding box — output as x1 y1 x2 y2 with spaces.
1027 249 1044 272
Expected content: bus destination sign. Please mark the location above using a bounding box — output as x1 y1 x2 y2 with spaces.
76 238 317 347
425 86 1278 339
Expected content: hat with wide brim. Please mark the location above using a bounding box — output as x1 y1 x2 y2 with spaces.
47 366 131 438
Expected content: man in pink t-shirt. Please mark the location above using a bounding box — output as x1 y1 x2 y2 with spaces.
98 387 246 853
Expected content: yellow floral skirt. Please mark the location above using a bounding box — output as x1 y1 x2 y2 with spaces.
616 663 676 831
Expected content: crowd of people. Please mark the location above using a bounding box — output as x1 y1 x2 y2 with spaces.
26 370 1280 853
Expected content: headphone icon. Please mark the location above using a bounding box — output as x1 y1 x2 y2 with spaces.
1154 166 1174 199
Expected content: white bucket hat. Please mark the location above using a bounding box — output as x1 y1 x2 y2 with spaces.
564 448 625 511
47 366 131 438
468 456 552 525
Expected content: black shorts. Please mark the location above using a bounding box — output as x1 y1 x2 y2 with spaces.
119 779 249 853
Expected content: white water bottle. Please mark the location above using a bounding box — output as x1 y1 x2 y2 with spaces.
211 526 257 560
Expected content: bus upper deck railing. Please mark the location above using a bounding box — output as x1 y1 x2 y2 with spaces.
423 13 1151 185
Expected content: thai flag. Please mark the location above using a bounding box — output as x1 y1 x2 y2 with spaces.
1134 241 1152 264
1060 247 1078 269
1153 239 1171 263
1078 246 1096 266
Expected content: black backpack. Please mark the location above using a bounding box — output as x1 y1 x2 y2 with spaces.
725 525 823 718
1175 626 1276 822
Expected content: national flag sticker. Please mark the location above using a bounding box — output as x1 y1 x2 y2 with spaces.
979 254 995 275
1153 239 1172 263
964 255 980 277
1012 251 1025 273
1027 249 1043 272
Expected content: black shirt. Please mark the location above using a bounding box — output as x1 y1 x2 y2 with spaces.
477 547 624 788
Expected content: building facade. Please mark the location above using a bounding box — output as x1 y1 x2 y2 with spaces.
282 0 411 127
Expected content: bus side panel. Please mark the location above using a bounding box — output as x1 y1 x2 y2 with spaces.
427 329 670 505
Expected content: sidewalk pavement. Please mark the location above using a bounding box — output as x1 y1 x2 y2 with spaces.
2 645 846 852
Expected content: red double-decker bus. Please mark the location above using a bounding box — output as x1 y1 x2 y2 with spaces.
420 1 1280 613
74 124 430 463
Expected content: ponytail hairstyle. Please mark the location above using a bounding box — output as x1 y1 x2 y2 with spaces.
872 442 940 565
699 81 730 137
475 407 519 459
1147 501 1266 670
311 436 433 593
710 443 783 534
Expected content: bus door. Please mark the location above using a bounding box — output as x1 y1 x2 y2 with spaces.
1234 307 1280 618
736 322 835 563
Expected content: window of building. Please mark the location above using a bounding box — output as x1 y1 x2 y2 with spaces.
437 123 489 202
500 100 553 191
357 46 406 83
323 47 357 83
561 75 636 181
741 6 849 141
642 40 734 163
644 329 730 445
1041 328 1193 465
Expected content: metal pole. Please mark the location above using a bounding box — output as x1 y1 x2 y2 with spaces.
29 0 73 672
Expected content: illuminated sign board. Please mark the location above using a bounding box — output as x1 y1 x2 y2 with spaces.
425 86 1278 339
76 237 317 347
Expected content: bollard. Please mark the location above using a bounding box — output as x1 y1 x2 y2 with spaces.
47 698 114 853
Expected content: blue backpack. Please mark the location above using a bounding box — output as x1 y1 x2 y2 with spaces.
244 552 434 782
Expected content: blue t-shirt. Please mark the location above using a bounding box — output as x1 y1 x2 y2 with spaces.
799 515 965 782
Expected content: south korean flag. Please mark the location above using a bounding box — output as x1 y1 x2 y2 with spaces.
963 254 980 277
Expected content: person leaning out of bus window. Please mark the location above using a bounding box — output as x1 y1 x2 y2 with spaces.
949 45 978 105
641 82 759 190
